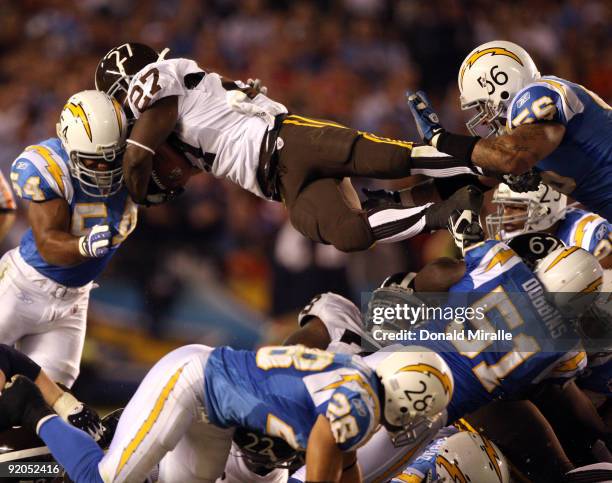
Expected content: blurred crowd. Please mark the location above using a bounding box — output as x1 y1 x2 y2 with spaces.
0 0 610 338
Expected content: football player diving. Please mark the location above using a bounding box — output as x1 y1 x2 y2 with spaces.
407 40 612 222
1 90 137 388
0 343 455 483
94 42 486 254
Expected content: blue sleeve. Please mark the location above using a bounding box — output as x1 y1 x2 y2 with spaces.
39 416 104 483
10 155 62 202
588 220 612 253
463 240 502 271
508 85 565 129
325 386 375 452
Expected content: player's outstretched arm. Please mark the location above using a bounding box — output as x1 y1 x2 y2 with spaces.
123 96 178 204
28 199 110 265
471 123 565 174
407 90 566 175
306 414 346 482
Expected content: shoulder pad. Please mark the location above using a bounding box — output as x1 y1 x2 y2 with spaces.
127 58 203 118
507 83 565 129
462 240 523 286
326 382 378 451
11 145 73 202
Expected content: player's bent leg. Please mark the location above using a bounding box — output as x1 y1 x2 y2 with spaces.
17 291 89 388
97 344 215 483
289 178 375 252
0 249 47 347
159 418 234 482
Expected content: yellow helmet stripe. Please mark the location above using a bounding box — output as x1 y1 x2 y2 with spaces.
111 98 124 134
580 276 602 294
436 455 469 483
396 363 453 396
64 102 93 142
480 434 504 482
544 246 580 272
460 47 524 85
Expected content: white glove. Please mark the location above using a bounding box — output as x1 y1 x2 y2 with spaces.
78 224 111 258
246 78 268 95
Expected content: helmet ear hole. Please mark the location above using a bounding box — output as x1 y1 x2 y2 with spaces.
500 91 510 100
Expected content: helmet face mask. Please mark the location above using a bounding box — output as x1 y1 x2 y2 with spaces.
57 90 128 198
376 348 454 448
463 99 507 138
69 148 125 198
486 183 567 241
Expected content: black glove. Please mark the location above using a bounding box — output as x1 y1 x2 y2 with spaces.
501 168 541 192
67 403 112 448
143 183 185 207
0 375 55 433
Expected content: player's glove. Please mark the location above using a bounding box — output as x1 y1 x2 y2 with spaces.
501 168 542 193
78 224 111 258
0 375 55 434
246 78 268 96
144 187 185 206
406 90 445 145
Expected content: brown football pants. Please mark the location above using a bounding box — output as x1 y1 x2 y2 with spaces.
276 115 423 252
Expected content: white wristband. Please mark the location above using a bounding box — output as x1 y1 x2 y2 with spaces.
53 391 82 421
127 139 156 155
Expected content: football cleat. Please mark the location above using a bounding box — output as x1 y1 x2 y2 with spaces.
449 208 485 254
425 185 483 232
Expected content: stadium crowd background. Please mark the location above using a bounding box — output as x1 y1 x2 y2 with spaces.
0 0 610 387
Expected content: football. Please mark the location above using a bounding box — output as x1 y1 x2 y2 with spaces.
150 142 197 190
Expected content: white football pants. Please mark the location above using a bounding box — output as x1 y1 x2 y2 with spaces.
98 344 234 483
0 248 91 387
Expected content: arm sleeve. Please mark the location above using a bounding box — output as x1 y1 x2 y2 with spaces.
325 384 377 452
0 344 42 381
507 84 567 129
10 146 71 202
299 293 365 355
127 58 203 119
545 350 588 383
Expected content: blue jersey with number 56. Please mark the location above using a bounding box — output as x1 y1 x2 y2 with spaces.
203 345 381 452
411 240 585 422
10 137 137 287
507 76 612 220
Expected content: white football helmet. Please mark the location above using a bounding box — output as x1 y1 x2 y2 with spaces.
458 40 540 137
435 431 510 483
535 246 604 317
376 347 454 447
486 183 567 240
56 90 127 197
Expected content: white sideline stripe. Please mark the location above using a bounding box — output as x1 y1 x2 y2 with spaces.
0 446 50 462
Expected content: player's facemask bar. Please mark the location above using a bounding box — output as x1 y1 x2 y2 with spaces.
462 99 507 138
383 412 439 448
69 145 125 198
485 199 531 240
